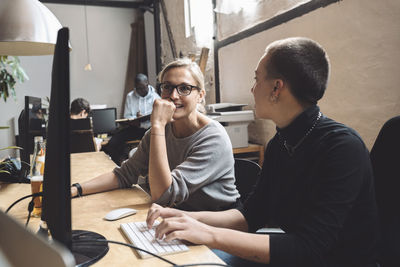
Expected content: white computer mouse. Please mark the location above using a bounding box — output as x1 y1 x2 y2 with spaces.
104 208 137 221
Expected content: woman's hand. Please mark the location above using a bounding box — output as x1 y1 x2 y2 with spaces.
146 203 215 245
151 99 176 128
146 203 183 228
71 186 78 197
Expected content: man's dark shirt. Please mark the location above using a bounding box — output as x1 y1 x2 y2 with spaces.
239 105 379 267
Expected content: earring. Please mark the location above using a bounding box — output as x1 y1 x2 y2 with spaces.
270 94 278 102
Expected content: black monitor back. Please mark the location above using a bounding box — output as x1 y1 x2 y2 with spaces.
42 27 71 248
42 28 109 265
91 108 117 135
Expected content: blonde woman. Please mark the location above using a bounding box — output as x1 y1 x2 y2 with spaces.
71 59 239 211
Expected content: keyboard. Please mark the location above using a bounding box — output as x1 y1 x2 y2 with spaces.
120 221 189 258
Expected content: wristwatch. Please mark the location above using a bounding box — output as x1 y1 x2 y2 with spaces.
71 183 83 197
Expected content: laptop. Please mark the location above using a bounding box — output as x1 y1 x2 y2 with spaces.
0 211 75 267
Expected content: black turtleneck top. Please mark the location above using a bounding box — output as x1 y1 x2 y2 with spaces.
239 105 379 267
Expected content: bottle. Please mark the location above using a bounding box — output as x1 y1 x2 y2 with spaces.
29 136 46 217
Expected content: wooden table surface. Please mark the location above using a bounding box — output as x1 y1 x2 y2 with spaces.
0 152 224 266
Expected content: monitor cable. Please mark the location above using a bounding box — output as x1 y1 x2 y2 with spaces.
174 264 230 267
73 237 176 265
5 192 43 214
25 197 35 227
5 192 43 227
73 237 231 267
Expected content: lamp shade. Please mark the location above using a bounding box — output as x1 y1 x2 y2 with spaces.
0 0 65 56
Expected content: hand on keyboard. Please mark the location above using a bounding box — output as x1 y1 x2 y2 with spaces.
146 203 215 246
120 221 189 258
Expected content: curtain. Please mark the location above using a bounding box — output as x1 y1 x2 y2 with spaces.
121 15 148 118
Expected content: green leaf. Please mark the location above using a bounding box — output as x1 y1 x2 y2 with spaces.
0 55 28 102
0 146 22 151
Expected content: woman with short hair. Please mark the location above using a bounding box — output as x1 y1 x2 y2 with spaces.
146 38 379 267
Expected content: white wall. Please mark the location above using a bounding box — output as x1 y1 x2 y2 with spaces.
216 0 310 40
218 0 400 149
0 3 141 157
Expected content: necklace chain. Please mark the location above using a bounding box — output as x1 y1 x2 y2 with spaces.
279 112 322 156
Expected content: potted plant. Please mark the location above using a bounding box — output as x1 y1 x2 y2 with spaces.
0 56 29 102
0 56 28 176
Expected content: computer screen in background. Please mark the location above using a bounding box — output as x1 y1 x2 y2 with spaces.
42 27 108 266
18 96 47 173
91 108 117 136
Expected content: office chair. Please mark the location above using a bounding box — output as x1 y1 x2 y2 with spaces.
370 116 400 267
70 118 96 153
234 158 261 203
70 117 91 130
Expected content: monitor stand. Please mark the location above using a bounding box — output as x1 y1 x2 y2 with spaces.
71 230 109 266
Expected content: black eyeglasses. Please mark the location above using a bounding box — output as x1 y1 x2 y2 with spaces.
158 83 200 96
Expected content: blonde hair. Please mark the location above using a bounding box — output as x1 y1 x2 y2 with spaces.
158 58 206 112
158 58 205 91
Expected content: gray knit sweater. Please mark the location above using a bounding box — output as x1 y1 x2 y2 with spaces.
113 120 239 211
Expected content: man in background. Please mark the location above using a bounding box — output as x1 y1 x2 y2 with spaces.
124 73 160 124
70 98 91 119
103 73 160 165
70 98 102 151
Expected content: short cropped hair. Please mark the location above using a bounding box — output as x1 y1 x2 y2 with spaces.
158 58 205 92
70 98 91 115
265 37 330 105
135 73 148 84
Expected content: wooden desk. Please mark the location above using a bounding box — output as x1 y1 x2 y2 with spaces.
233 143 264 166
0 152 224 266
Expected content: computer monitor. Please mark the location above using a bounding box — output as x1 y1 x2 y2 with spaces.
41 27 108 266
91 108 117 135
18 96 47 175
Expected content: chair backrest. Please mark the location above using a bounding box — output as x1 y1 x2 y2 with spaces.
370 116 400 267
70 118 96 153
70 130 96 153
70 118 91 131
234 158 261 202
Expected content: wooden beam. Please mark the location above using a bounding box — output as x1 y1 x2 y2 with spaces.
159 0 177 59
198 47 209 74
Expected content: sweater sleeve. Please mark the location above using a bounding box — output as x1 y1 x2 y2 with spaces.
156 124 236 208
269 134 371 266
112 130 151 187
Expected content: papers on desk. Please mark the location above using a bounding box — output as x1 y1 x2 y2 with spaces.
90 104 107 109
205 103 247 113
116 114 151 124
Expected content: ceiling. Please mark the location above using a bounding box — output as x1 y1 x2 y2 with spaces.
39 0 154 8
